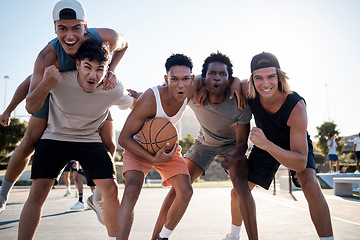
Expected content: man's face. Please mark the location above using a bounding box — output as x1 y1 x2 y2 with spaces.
165 65 193 102
204 61 229 97
76 58 108 93
252 67 278 98
55 19 88 57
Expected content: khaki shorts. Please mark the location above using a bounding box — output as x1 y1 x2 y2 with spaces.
122 146 189 187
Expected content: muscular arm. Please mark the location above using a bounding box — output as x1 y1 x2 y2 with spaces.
0 75 31 126
221 123 250 170
249 100 308 172
118 90 176 164
26 44 58 113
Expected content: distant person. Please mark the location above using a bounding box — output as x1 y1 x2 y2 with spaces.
353 132 360 174
18 39 135 240
70 162 90 210
62 160 77 197
327 134 339 174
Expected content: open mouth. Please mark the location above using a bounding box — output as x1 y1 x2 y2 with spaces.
64 40 77 48
178 91 185 96
87 80 96 85
213 84 219 89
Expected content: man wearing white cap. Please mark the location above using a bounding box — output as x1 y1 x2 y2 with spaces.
0 0 127 223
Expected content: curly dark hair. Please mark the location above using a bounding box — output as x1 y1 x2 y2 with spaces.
76 39 111 63
201 51 233 79
165 53 193 73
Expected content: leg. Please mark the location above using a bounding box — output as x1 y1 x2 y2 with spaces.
117 170 145 240
4 117 46 182
93 178 119 238
0 117 46 214
75 173 83 199
162 174 193 232
151 158 203 240
63 171 71 196
297 168 333 237
18 179 54 240
329 160 334 172
336 160 339 173
356 158 360 171
229 158 258 240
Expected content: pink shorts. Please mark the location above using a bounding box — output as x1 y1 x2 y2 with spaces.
122 146 190 187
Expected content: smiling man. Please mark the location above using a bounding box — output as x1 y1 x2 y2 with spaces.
18 39 135 240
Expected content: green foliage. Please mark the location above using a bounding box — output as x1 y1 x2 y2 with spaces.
315 121 343 156
179 134 195 155
314 153 326 165
0 118 27 162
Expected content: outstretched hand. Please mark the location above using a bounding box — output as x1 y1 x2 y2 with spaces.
127 89 142 99
0 112 11 126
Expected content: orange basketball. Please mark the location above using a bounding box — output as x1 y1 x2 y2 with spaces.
140 117 178 155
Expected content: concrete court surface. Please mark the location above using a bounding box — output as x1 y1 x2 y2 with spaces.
0 185 359 240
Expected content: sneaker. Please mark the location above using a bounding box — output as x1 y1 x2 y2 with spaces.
64 190 71 197
75 190 79 198
354 170 360 174
331 171 335 174
336 171 340 174
157 237 168 240
87 195 105 225
70 201 84 210
290 170 301 188
0 195 7 214
222 233 239 240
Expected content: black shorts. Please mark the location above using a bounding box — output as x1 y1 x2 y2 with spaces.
31 139 116 186
248 146 316 190
356 151 360 160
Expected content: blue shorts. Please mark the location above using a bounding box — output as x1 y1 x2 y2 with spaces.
328 154 338 161
31 139 115 186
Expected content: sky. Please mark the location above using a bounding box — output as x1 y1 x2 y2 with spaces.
0 0 360 140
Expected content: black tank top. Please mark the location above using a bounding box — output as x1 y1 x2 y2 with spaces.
248 91 312 155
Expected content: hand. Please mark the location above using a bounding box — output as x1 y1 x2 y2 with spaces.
229 77 246 110
102 71 118 90
43 65 62 90
193 86 208 108
249 127 270 150
0 111 11 126
127 89 142 99
218 154 237 170
153 142 179 165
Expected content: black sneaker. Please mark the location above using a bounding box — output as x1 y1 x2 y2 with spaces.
157 237 168 240
290 170 301 188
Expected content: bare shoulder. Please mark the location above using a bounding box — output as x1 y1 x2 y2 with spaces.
97 28 127 51
35 43 57 66
131 88 156 117
288 99 307 128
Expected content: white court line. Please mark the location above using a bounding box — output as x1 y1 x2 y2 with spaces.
254 191 360 226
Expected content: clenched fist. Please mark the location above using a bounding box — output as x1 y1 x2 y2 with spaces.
43 65 62 90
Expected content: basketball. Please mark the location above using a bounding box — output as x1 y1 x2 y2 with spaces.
140 117 178 155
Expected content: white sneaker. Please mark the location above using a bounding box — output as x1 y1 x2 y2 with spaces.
354 170 360 174
0 195 7 214
87 195 105 225
336 171 340 174
70 201 84 210
331 171 335 174
222 233 239 240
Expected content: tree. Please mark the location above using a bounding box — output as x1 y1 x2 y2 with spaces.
0 118 27 163
178 134 194 155
315 121 343 156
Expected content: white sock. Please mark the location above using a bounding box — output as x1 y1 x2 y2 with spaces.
231 224 241 239
159 225 173 238
320 237 334 240
75 188 78 192
67 186 71 192
0 179 16 200
108 237 116 240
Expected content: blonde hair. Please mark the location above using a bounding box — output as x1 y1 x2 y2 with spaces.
248 68 291 99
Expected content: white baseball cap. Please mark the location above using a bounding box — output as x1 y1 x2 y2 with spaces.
53 0 87 22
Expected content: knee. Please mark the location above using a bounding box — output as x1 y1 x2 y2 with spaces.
177 185 193 202
124 181 142 200
231 188 238 200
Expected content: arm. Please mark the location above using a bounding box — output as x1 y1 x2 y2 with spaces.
118 90 178 164
0 75 31 126
249 100 308 172
97 28 128 90
220 123 250 170
26 44 58 113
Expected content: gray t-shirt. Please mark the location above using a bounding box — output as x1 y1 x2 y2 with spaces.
188 88 252 147
42 70 133 142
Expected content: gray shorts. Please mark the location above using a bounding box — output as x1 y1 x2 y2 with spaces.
32 95 50 119
184 140 235 173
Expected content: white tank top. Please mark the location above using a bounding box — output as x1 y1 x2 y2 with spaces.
151 86 187 125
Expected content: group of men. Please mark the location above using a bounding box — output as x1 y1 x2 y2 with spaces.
0 0 336 240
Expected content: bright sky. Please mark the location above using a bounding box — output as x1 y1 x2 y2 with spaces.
0 0 359 140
